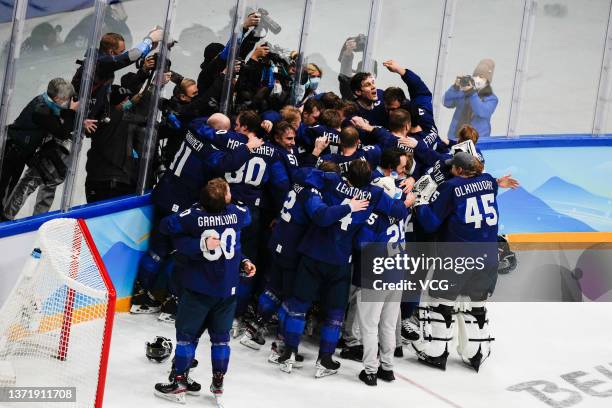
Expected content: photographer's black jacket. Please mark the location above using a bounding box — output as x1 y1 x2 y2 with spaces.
7 94 75 158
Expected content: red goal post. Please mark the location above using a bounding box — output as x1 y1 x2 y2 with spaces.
0 218 116 408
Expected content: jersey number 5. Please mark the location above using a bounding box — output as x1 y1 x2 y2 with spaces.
465 193 497 229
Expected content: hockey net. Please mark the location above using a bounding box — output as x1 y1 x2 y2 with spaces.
0 218 115 407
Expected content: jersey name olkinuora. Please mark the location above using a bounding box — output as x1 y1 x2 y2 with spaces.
159 203 251 298
415 173 499 243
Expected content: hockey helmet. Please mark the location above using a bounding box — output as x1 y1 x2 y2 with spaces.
497 235 517 275
146 336 173 363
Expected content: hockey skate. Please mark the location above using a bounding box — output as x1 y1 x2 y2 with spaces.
154 374 188 404
130 289 161 314
239 317 266 350
315 354 340 378
158 295 178 323
401 317 420 343
268 341 303 368
169 367 201 396
231 318 245 338
210 372 224 408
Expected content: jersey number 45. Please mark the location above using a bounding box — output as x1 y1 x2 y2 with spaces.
465 193 498 229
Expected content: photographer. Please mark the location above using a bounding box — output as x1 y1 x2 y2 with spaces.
0 78 77 221
235 42 293 113
84 82 159 203
197 11 263 94
338 35 370 100
443 59 498 139
71 28 163 127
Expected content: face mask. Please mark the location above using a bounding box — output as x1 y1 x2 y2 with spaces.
473 76 487 91
308 77 320 91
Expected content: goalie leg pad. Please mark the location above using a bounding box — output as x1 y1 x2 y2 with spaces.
457 301 494 372
412 301 456 370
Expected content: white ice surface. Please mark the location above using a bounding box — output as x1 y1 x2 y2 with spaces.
104 303 612 408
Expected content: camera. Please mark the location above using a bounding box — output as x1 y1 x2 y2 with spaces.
257 8 282 35
458 75 475 88
349 34 367 52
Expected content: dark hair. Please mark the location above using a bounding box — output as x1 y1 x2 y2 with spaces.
340 126 360 149
380 149 405 171
237 110 261 133
346 160 372 188
272 121 296 143
318 160 341 174
320 92 343 110
383 87 407 105
319 109 342 129
303 98 324 114
387 108 411 132
350 72 372 94
200 178 229 213
462 158 485 178
100 33 125 54
341 101 359 119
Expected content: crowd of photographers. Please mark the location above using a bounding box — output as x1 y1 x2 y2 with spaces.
0 7 497 221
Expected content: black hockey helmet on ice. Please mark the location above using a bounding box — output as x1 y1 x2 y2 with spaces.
497 235 517 275
146 336 173 363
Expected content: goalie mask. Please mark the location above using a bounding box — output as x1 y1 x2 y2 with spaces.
450 139 478 158
146 336 173 363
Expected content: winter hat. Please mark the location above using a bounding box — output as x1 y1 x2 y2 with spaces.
204 42 224 62
109 85 132 106
473 58 495 83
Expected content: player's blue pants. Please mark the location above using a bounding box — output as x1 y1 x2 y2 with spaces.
256 255 299 331
174 289 236 375
236 205 261 317
282 256 351 356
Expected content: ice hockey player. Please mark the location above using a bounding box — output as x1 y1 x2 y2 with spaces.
239 162 348 357
353 176 414 386
131 113 262 322
411 153 499 372
154 178 255 405
318 126 382 176
279 160 414 378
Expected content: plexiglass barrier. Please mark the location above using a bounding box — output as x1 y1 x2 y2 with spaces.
517 0 610 136
0 0 611 223
436 0 524 139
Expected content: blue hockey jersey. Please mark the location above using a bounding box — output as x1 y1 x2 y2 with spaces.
152 128 251 213
298 172 409 265
268 168 351 266
160 203 251 298
319 144 382 176
415 173 499 243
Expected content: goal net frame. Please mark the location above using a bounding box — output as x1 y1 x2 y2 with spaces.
0 218 116 408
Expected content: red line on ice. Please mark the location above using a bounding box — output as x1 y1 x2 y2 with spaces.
395 372 464 408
